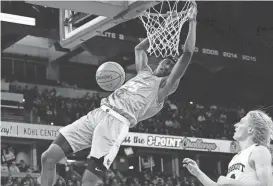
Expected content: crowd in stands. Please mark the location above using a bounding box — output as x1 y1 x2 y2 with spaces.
1 80 247 140
98 169 203 186
133 100 244 140
1 166 204 186
0 75 252 186
1 174 40 186
1 160 32 173
1 160 40 186
1 143 218 186
2 78 235 186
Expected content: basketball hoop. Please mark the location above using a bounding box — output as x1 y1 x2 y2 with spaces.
139 0 194 58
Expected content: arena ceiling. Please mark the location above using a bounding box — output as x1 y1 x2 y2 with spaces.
1 1 273 73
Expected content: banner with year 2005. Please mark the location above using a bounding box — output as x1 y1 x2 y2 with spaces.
1 121 235 153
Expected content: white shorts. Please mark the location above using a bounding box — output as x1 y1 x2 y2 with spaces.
59 105 130 169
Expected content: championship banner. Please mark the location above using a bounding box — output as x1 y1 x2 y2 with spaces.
98 31 257 62
1 121 235 153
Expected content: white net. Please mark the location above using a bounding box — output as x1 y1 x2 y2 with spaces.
139 0 193 58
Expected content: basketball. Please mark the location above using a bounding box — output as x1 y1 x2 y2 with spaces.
96 62 125 91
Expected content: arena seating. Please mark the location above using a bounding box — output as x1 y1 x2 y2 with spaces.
1 164 205 186
1 78 246 141
1 78 238 186
1 67 245 186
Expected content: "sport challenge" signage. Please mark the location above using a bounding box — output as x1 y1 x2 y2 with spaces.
122 133 232 153
1 122 234 153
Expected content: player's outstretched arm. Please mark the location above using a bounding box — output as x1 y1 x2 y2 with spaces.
134 38 149 73
217 146 272 186
183 158 218 186
163 4 197 95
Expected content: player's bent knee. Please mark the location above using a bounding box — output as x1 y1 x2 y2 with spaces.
41 151 56 168
41 145 65 167
85 157 107 179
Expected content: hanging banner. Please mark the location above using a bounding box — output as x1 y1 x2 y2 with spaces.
98 31 258 62
1 121 235 153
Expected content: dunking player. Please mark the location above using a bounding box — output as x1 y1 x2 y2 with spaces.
40 4 197 186
183 110 273 186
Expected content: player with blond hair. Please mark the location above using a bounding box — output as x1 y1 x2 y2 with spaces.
183 110 273 186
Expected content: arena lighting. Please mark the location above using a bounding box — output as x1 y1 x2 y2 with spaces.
0 13 36 26
189 101 193 105
67 160 76 163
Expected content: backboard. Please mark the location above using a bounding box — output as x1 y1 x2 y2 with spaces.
26 1 160 49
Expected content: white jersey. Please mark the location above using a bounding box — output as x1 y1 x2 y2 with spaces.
101 67 165 127
226 144 259 181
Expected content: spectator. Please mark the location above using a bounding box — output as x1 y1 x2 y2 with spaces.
33 177 40 186
4 179 13 186
1 162 9 172
29 178 35 186
22 180 30 186
143 180 149 186
9 161 20 173
183 177 190 186
67 180 74 186
190 179 196 186
18 160 29 172
75 180 81 186
55 179 66 186
16 177 22 185
166 177 173 186
29 165 40 173
70 175 78 185
165 120 174 128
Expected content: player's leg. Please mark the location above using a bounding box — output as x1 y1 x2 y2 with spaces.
82 157 107 186
81 109 130 186
41 110 100 186
41 134 72 186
